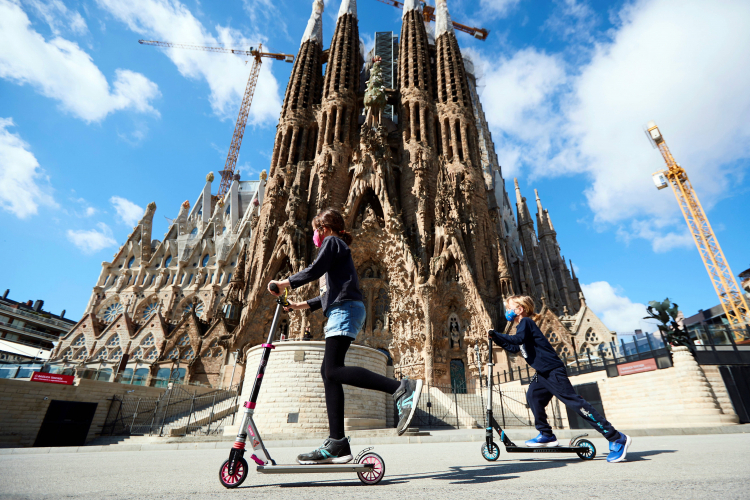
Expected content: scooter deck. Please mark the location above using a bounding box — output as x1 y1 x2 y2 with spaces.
504 445 586 454
257 463 374 474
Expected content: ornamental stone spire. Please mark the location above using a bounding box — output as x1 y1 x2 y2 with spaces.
301 0 324 47
337 0 356 18
435 0 455 37
402 0 422 17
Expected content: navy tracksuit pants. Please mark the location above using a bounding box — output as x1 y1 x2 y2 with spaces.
527 367 619 441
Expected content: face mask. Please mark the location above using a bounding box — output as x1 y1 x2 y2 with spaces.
505 309 518 322
313 229 323 248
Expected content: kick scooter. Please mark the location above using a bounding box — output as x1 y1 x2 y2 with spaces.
218 283 386 488
480 336 596 462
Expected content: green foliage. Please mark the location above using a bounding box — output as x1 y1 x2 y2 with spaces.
643 297 691 348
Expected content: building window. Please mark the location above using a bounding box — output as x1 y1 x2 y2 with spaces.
164 255 172 267
72 335 86 347
182 301 204 317
74 348 88 360
61 348 73 360
190 228 198 236
109 347 123 361
188 274 194 284
181 347 195 360
142 302 158 320
102 303 124 323
141 333 155 347
95 348 107 360
146 348 158 361
201 254 210 267
128 257 135 269
167 348 179 359
177 334 190 347
132 347 143 359
106 335 119 347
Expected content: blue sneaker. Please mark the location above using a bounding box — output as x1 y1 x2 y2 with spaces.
525 433 559 447
607 432 632 462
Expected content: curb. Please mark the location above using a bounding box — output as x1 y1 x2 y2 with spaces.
1 424 748 455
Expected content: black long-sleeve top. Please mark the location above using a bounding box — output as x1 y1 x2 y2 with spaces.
490 317 565 373
287 235 364 316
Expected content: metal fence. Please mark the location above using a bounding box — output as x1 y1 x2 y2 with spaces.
689 323 750 365
102 384 241 437
409 381 561 429
492 336 674 385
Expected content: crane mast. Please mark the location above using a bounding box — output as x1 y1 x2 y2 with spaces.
647 121 749 334
139 40 294 197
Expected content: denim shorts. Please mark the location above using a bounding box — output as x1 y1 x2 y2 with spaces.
324 301 366 340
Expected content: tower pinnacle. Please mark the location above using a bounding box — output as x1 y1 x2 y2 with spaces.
402 0 422 17
301 0 324 46
435 0 455 37
337 0 357 18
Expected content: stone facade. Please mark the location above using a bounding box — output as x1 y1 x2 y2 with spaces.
230 0 609 390
49 0 613 394
48 174 266 388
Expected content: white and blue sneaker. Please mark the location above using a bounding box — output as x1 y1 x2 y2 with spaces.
607 432 632 463
394 378 423 436
525 433 559 447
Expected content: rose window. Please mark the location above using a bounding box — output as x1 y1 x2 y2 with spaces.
102 303 124 323
183 301 204 317
142 302 159 320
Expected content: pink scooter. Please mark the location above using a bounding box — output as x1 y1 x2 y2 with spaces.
218 284 386 488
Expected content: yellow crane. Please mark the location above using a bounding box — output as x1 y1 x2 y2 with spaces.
139 40 294 197
646 121 749 335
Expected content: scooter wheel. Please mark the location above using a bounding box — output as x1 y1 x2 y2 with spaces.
219 457 249 488
576 439 596 461
481 442 500 461
357 452 385 485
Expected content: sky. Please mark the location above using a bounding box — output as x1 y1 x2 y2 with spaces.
0 0 748 334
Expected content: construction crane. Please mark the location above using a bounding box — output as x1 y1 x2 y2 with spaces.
139 40 294 197
374 0 489 40
646 121 750 334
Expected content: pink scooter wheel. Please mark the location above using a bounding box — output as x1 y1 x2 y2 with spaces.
357 452 385 485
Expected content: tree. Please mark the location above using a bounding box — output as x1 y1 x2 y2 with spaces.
643 298 691 348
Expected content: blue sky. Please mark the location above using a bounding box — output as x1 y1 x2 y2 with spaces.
1 0 748 333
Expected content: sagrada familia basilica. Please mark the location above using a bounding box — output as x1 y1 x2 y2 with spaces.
50 0 614 389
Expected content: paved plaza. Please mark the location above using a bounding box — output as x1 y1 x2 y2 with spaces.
1 433 749 499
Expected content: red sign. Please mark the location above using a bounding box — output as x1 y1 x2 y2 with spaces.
30 372 74 385
617 358 657 376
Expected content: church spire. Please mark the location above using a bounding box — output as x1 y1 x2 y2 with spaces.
301 0 324 46
402 0 421 16
514 178 533 227
435 0 455 37
337 0 356 18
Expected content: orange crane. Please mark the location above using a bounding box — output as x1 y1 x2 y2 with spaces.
646 121 750 333
374 0 489 40
139 40 294 197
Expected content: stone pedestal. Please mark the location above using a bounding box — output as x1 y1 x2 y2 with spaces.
229 341 389 436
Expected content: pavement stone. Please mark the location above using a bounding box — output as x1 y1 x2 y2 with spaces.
0 434 749 499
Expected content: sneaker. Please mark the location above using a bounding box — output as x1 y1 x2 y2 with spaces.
393 378 423 436
525 433 559 447
607 432 632 463
296 437 353 465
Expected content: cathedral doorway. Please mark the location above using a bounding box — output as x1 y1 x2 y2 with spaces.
450 359 467 394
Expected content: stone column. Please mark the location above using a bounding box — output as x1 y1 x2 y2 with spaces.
419 283 435 384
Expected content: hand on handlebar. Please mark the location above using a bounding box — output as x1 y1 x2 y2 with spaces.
283 300 306 312
268 280 288 296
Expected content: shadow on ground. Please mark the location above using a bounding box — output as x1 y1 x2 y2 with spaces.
240 449 677 488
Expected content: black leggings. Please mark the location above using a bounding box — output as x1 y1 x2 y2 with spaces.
321 336 401 439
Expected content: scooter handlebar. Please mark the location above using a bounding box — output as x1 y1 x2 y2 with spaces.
269 282 279 294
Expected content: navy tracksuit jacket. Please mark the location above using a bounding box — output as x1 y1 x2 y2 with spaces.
490 318 619 441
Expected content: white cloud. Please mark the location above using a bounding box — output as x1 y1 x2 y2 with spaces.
23 0 88 36
473 47 566 179
0 117 56 218
67 222 117 253
479 0 522 18
476 0 750 250
110 196 144 226
0 0 161 123
581 281 650 333
85 206 96 217
96 0 282 125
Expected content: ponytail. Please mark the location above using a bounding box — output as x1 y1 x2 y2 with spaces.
338 229 353 246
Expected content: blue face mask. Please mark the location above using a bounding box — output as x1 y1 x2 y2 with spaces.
505 309 517 322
